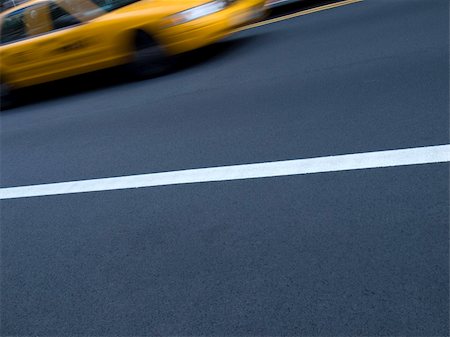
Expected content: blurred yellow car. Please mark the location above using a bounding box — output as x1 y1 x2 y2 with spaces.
0 0 265 104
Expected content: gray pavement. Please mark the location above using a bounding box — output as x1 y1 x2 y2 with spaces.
1 0 449 335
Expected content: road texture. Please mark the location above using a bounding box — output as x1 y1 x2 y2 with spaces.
1 0 449 335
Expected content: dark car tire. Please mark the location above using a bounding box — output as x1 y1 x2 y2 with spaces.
130 31 171 79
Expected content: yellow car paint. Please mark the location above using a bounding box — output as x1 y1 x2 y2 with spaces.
0 0 265 88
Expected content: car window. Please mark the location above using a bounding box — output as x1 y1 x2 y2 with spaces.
50 2 81 30
1 8 26 44
90 0 141 12
25 3 52 37
56 0 105 21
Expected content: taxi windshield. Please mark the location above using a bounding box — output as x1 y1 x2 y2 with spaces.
90 0 142 12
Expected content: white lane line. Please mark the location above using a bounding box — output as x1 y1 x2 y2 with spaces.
1 145 449 200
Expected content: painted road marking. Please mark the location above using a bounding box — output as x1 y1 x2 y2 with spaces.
234 0 363 33
1 145 449 200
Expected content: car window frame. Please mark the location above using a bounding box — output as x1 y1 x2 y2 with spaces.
49 1 83 31
0 7 28 46
0 0 104 46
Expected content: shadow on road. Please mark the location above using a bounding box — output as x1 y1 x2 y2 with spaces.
269 0 349 16
2 34 266 112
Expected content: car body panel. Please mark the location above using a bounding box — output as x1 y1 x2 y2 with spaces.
0 0 265 88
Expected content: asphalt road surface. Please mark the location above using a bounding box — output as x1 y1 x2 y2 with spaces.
1 0 449 335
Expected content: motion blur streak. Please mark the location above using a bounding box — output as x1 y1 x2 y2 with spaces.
235 0 363 32
0 0 266 92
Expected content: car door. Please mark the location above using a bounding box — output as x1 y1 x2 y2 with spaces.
39 0 113 80
3 0 111 86
25 0 101 83
0 6 38 86
0 2 89 86
19 2 57 83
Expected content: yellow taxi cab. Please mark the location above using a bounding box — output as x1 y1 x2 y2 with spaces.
0 0 266 106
